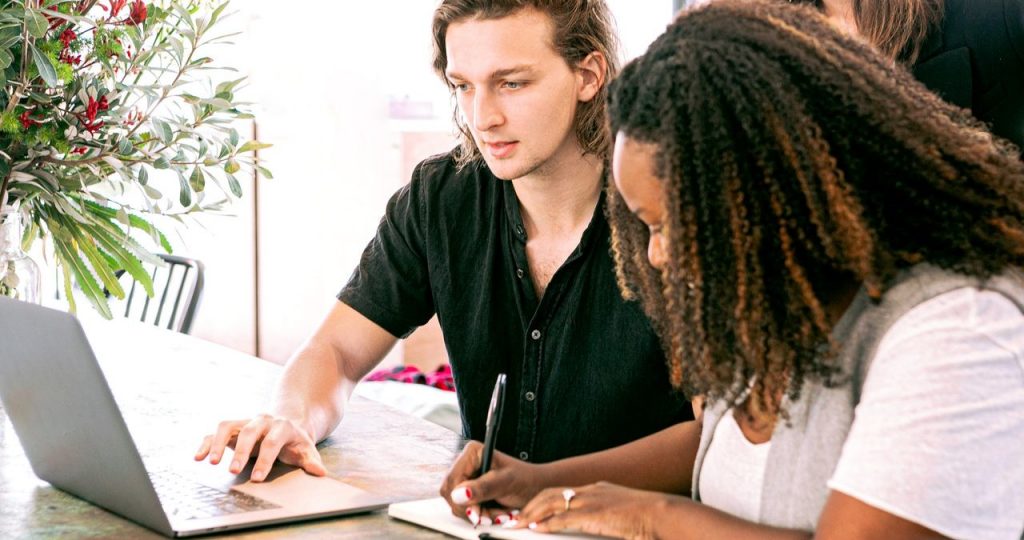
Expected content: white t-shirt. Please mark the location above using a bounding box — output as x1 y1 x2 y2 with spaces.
699 287 1024 539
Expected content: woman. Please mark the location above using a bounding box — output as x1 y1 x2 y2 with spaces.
440 1 1024 538
794 0 1024 154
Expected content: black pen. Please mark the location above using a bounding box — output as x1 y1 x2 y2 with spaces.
473 373 506 528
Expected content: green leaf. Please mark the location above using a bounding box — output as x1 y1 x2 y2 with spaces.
118 138 133 155
29 43 58 87
215 76 245 96
60 263 77 314
81 220 154 298
137 166 149 185
209 1 230 27
237 140 272 153
227 174 242 197
228 127 238 147
224 159 240 174
52 233 113 320
76 230 126 300
177 170 192 206
152 118 174 144
0 27 21 49
0 48 12 70
153 156 170 169
142 184 162 200
199 97 232 109
188 166 205 192
24 9 47 39
257 165 273 179
80 200 172 254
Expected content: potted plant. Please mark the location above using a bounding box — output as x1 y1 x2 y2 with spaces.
0 0 270 317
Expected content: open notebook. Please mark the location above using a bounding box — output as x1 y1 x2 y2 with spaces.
388 497 603 539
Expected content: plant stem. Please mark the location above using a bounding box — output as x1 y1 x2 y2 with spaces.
0 170 11 208
3 5 35 117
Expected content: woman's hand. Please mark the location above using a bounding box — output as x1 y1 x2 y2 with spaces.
440 441 547 526
515 482 666 540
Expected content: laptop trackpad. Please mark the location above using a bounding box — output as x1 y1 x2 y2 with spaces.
188 460 382 511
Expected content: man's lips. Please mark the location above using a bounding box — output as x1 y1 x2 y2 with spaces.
485 141 518 158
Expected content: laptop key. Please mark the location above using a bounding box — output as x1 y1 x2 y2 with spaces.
149 470 280 520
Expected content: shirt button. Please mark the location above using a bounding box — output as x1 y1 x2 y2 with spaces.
530 329 541 340
519 451 529 461
516 226 524 236
516 268 524 279
525 391 535 401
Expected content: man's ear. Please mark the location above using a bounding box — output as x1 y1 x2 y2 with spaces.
575 51 608 103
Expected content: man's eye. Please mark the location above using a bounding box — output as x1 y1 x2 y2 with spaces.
503 81 524 89
453 83 470 92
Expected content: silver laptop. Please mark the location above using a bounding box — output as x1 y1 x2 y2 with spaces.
0 297 390 537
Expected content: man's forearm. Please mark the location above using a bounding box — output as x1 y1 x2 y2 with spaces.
271 337 359 443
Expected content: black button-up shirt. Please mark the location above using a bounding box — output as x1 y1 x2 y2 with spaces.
338 151 692 463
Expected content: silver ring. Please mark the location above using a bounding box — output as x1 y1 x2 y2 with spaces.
562 488 576 511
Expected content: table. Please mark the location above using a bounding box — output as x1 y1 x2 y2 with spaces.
0 317 467 539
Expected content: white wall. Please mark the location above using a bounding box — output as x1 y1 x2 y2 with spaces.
173 1 674 364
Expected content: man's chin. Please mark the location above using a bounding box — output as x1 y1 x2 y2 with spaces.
483 158 538 182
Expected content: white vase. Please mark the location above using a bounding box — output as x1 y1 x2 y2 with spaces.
0 205 41 304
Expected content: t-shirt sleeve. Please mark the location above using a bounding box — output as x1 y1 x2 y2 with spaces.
337 162 436 339
828 288 1024 540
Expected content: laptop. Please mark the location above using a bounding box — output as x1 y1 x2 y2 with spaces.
0 296 391 537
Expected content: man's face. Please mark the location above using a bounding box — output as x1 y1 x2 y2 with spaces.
445 8 586 180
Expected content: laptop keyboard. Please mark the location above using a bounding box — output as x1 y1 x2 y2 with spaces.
150 470 280 520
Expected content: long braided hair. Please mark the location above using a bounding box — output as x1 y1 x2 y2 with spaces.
606 0 1024 414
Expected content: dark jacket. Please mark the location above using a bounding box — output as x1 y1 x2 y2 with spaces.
912 0 1024 153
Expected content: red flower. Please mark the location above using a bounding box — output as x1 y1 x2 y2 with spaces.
18 111 38 130
71 147 88 155
127 1 147 25
86 96 100 123
59 50 82 65
107 0 127 16
60 28 77 48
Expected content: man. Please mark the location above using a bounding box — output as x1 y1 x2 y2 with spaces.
196 0 692 483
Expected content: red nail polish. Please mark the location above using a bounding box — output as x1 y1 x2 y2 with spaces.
466 508 473 517
465 487 473 499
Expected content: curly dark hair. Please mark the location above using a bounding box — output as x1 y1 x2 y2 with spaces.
606 0 1024 414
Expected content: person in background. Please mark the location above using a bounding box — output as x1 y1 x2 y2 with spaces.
194 0 692 491
442 2 1024 538
788 0 1024 154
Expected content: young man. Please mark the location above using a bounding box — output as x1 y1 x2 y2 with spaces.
195 0 692 483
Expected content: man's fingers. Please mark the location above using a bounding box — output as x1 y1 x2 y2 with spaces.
249 421 290 482
206 419 246 464
194 435 212 460
298 447 327 477
228 418 271 473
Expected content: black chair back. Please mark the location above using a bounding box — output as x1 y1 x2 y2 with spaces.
118 254 204 334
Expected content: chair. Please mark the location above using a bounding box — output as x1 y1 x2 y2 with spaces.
116 254 205 334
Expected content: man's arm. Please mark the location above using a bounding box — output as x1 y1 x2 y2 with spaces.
195 300 398 481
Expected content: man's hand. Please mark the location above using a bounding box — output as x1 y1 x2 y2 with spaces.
440 441 546 526
194 414 327 482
